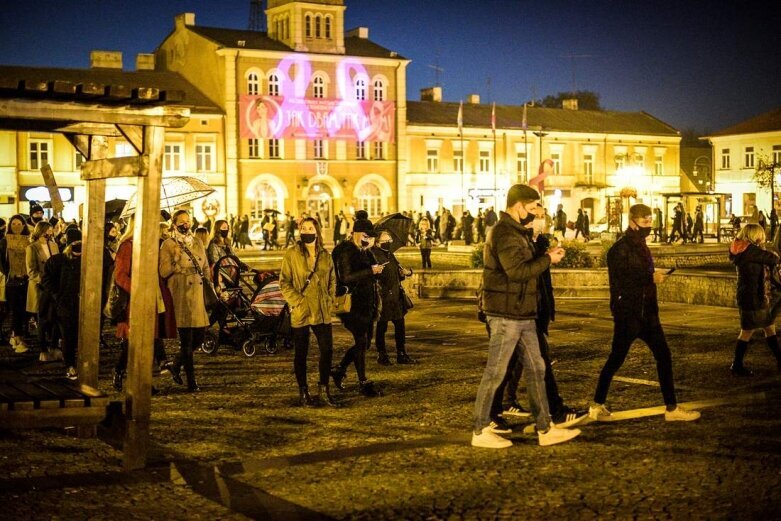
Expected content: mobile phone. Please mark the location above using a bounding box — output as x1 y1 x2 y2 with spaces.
666 268 676 275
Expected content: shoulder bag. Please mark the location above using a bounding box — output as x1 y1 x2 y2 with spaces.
179 240 219 312
332 251 352 315
103 279 129 321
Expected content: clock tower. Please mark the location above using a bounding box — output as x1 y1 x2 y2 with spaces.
266 0 346 54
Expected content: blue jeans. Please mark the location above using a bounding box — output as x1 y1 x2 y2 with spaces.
473 316 552 434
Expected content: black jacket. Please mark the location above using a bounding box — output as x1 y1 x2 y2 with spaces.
371 246 406 322
607 228 658 318
729 239 779 311
534 234 555 334
480 212 550 320
332 240 379 321
41 249 81 321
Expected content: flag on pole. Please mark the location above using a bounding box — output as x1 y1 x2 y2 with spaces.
522 103 528 130
457 100 463 134
491 102 496 133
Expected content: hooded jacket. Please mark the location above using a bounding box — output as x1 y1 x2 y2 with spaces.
729 239 779 311
607 227 658 318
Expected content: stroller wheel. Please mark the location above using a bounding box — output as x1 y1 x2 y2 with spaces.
202 330 219 356
242 339 257 357
263 337 278 354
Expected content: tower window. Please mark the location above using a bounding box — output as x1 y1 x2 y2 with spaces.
315 15 322 38
305 14 312 38
325 16 332 39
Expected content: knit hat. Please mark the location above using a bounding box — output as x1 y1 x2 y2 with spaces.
506 184 540 208
352 217 376 236
355 210 369 220
65 227 82 245
30 203 44 215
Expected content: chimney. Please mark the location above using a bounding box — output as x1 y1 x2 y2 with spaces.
175 12 196 30
346 27 369 39
562 98 579 110
467 93 480 104
136 53 155 71
90 50 123 69
420 87 442 103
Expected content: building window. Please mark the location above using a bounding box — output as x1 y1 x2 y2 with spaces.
269 139 281 159
75 152 84 170
356 141 366 159
745 146 755 168
325 16 332 39
284 17 290 40
427 149 439 172
305 14 312 38
268 74 280 96
516 152 527 181
313 139 325 159
115 142 136 157
196 143 215 172
247 72 260 95
251 182 278 220
773 145 781 165
615 154 626 171
551 152 561 175
479 150 491 173
583 153 594 183
373 79 385 101
359 182 383 218
634 153 645 170
313 76 325 98
248 139 260 159
315 15 322 38
355 79 367 101
453 150 464 172
163 143 184 173
654 154 664 176
373 141 385 160
721 148 730 169
29 140 50 170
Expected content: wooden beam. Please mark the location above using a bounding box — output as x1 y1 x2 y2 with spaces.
21 79 47 93
81 155 148 181
57 123 123 137
116 124 145 154
105 84 132 100
0 98 191 128
40 164 65 214
123 125 164 471
64 134 91 159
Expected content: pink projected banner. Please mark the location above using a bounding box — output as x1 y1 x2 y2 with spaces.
240 95 395 143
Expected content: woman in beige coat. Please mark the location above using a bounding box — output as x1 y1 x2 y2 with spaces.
159 209 209 392
279 217 337 406
26 221 59 356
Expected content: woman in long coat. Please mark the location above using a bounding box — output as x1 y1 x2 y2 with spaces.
159 210 209 392
26 221 58 356
279 216 337 406
0 215 31 352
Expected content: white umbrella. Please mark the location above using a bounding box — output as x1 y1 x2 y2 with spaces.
121 176 215 218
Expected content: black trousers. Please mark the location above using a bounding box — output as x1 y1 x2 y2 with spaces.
175 327 205 386
58 317 79 368
6 282 28 337
420 248 432 269
594 314 676 406
292 323 333 387
375 318 405 355
337 315 371 382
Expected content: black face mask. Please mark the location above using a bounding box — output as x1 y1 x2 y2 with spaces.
519 213 536 226
360 239 371 248
176 224 190 234
633 221 652 238
300 233 316 244
219 229 229 239
379 242 391 251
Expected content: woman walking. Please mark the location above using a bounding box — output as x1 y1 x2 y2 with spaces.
26 221 59 357
418 218 434 269
159 210 209 392
0 215 31 352
279 217 338 406
728 223 781 375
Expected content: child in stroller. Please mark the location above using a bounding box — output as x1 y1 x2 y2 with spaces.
202 254 292 357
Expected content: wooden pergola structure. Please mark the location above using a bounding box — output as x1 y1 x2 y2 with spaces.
0 71 190 469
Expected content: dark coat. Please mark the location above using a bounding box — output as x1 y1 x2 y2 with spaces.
40 249 81 321
607 228 658 318
371 246 405 322
534 234 555 334
729 239 779 311
332 240 379 322
480 212 550 320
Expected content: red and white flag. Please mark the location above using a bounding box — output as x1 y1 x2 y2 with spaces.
457 101 463 134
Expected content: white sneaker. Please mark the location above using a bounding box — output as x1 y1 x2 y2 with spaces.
664 406 700 422
488 420 512 435
66 366 78 380
538 426 581 446
588 403 612 422
471 426 513 449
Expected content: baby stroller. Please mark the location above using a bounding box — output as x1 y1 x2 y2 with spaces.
202 255 291 357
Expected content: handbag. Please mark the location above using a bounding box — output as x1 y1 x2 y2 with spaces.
333 288 352 315
103 279 129 320
179 241 219 313
400 286 414 312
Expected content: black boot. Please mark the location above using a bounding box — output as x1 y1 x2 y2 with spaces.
112 370 124 391
298 386 317 407
731 339 753 376
377 351 392 366
396 350 417 364
318 383 339 407
358 380 381 397
185 366 200 392
169 362 184 385
330 366 347 390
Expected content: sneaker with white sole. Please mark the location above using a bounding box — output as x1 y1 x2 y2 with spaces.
538 426 581 446
65 366 78 380
522 423 537 435
588 403 612 421
488 419 512 435
471 426 513 449
664 406 700 422
501 402 531 418
553 408 590 429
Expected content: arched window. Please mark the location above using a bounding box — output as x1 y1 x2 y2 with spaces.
247 72 260 95
325 16 332 39
251 182 278 220
268 73 280 96
373 79 385 101
358 182 382 218
313 75 325 98
355 78 366 101
305 14 312 37
315 15 322 38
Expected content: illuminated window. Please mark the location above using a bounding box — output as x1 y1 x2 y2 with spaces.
373 79 385 101
29 140 50 170
583 154 594 183
355 79 366 101
247 72 260 95
479 150 491 173
268 73 280 96
359 182 383 218
356 141 366 159
773 145 781 165
269 139 281 159
427 149 439 172
325 16 332 39
305 15 312 38
315 15 322 38
251 182 278 220
453 150 463 172
313 75 325 98
164 143 184 173
654 154 664 176
196 143 215 172
314 140 325 159
373 142 385 160
634 153 645 169
248 139 260 159
721 148 730 169
745 146 754 168
551 152 561 175
516 152 527 181
615 154 626 171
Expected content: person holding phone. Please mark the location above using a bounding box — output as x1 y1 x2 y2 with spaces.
589 204 700 423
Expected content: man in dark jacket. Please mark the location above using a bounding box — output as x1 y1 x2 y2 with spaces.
590 204 700 423
472 184 578 449
554 204 567 239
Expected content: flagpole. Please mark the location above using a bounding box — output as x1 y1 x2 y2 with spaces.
492 102 497 210
458 100 465 211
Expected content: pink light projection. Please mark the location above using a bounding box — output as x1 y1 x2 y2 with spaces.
240 54 395 143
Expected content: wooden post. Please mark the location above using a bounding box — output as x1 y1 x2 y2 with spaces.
123 125 163 470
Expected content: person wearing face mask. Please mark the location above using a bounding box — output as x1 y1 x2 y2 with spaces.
159 210 210 392
41 228 83 380
330 210 384 397
0 214 32 353
279 217 338 407
589 204 700 423
27 203 45 230
26 221 59 359
370 230 416 366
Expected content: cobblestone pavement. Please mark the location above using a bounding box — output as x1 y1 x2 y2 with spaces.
2 299 780 520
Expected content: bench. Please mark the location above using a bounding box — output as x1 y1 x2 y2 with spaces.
0 378 109 430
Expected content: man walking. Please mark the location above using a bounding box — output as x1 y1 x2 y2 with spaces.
554 204 567 239
471 184 581 448
589 204 701 423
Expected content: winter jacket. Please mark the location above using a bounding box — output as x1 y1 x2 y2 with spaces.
279 244 336 328
26 239 58 312
159 235 210 329
371 246 406 322
729 239 780 311
332 240 379 322
554 209 567 231
40 247 81 321
607 228 658 318
534 234 556 335
480 212 550 320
